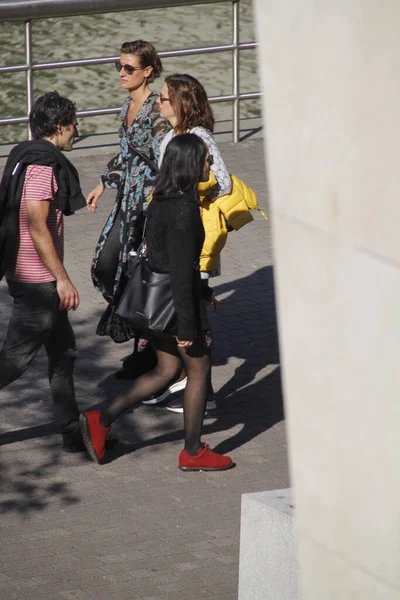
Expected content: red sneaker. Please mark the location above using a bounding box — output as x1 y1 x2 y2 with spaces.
79 410 110 464
179 443 234 472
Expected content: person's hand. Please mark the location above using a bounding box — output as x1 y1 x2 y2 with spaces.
86 183 104 212
57 277 80 311
176 338 194 348
206 295 218 311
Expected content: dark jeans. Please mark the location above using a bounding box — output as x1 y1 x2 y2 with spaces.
0 280 80 437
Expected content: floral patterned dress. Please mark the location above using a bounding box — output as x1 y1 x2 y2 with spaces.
93 92 171 342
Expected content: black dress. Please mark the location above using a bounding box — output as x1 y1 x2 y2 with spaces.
146 192 213 341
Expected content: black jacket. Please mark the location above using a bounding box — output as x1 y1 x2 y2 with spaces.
146 192 213 341
0 140 86 280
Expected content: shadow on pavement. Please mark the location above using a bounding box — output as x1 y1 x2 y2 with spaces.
0 439 82 514
213 264 280 388
101 264 284 460
0 264 283 507
103 364 283 464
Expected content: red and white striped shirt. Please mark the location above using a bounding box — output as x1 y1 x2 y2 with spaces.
6 164 63 283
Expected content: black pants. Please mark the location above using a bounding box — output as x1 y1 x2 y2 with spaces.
95 209 121 300
0 280 80 437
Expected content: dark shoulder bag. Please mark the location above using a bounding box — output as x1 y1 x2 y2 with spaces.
115 221 177 337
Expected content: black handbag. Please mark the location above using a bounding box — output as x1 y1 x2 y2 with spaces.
115 227 177 337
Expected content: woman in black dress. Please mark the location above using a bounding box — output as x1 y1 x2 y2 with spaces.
80 134 234 472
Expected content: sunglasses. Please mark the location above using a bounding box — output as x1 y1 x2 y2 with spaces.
207 155 214 166
159 94 170 104
114 61 142 75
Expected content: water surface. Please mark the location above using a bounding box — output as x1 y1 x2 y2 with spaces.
0 0 259 143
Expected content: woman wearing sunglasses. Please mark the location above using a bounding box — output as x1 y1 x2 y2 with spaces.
80 134 234 472
142 74 231 412
86 40 171 363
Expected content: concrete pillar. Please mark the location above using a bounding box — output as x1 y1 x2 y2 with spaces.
253 1 400 598
238 489 298 600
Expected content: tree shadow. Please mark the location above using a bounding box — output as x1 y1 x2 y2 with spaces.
0 286 106 514
0 435 83 515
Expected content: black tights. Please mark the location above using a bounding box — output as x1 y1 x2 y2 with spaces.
101 336 210 455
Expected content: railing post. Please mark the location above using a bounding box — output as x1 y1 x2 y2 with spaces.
232 0 240 143
25 20 33 140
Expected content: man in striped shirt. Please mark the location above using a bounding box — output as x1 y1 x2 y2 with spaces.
0 91 84 452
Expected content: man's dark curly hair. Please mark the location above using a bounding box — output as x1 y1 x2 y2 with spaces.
29 91 76 139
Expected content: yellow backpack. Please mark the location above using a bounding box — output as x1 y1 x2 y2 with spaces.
149 173 267 272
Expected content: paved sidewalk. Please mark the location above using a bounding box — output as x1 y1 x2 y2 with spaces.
0 138 288 600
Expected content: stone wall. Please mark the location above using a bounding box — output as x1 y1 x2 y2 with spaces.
254 1 400 597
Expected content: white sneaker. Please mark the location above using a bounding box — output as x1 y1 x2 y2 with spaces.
142 377 188 405
166 397 217 414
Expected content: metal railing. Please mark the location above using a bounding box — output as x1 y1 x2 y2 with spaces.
0 0 260 143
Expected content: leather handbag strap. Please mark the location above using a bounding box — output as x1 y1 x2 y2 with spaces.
128 144 158 173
